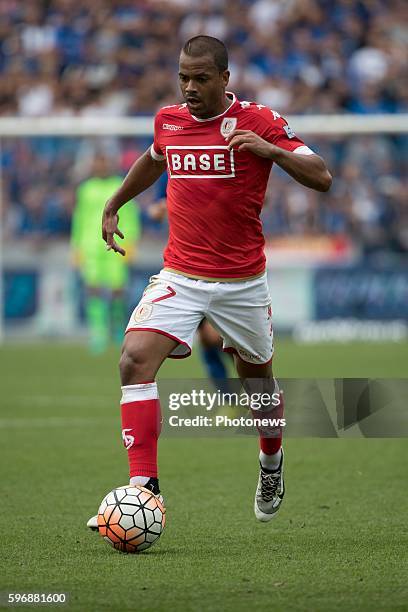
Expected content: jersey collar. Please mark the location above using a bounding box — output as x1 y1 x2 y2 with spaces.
190 92 237 122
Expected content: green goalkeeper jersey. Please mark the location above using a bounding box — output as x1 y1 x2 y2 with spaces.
72 176 141 260
71 175 141 290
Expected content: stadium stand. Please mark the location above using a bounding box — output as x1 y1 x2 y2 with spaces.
0 0 406 254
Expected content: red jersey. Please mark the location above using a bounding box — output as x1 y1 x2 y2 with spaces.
151 92 314 279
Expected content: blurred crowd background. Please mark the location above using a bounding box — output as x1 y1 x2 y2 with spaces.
0 0 407 256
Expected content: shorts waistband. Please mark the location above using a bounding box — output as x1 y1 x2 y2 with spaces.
162 268 266 283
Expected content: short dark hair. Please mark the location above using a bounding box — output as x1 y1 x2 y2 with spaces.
182 35 228 72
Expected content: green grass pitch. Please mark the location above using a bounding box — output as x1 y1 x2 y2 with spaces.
0 340 407 611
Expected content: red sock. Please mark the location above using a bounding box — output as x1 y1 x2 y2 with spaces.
120 382 161 479
254 390 284 456
260 432 282 455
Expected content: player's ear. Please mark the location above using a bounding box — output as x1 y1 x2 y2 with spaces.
222 70 230 87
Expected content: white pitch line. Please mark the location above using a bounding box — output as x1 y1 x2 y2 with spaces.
0 417 117 429
10 395 117 407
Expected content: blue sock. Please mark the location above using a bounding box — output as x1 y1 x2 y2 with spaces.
201 346 229 390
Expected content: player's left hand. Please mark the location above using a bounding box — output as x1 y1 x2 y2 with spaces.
226 130 275 158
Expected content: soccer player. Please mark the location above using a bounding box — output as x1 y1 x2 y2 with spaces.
71 154 141 353
148 190 231 390
87 36 331 528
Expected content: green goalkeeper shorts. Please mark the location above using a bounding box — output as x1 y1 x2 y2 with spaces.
81 254 129 291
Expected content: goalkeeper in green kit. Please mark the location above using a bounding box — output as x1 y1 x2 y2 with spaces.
71 154 141 353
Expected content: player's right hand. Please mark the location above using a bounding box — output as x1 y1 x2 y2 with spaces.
102 205 126 256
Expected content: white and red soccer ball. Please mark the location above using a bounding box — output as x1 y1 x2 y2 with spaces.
97 485 166 553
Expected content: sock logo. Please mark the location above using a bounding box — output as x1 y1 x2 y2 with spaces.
122 428 135 449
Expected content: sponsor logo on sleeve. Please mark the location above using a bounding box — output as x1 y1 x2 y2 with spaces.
283 124 296 138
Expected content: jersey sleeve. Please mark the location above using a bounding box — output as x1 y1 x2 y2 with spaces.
150 110 166 161
261 110 315 156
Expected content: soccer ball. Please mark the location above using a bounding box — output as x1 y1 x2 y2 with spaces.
97 485 166 553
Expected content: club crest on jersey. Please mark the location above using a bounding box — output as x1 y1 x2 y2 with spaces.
220 117 237 138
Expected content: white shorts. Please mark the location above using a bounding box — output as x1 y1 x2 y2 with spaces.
126 270 274 364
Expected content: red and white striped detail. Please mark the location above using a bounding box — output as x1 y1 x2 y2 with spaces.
293 145 314 155
125 327 192 359
150 286 176 303
150 144 165 161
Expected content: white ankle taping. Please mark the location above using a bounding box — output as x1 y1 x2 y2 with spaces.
260 448 282 471
130 476 150 487
121 382 158 404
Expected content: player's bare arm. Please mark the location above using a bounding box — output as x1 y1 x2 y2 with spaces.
226 129 332 192
102 149 166 255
